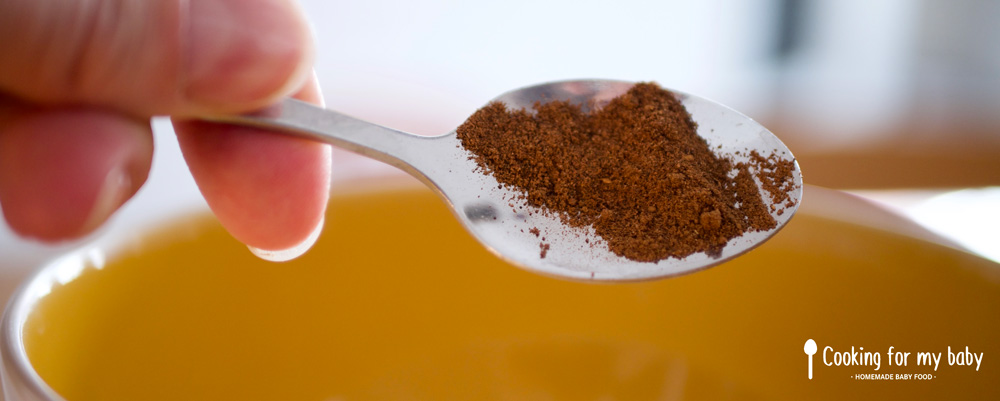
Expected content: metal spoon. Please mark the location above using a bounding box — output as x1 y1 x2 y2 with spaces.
208 79 802 282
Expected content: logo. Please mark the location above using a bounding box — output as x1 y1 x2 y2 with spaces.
802 339 984 382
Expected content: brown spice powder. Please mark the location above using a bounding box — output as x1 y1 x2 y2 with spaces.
457 82 795 262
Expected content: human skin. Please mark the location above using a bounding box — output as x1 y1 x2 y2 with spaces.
0 0 330 256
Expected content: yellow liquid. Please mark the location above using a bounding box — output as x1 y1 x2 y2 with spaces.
23 185 1000 400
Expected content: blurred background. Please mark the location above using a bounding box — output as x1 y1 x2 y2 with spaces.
1 0 998 278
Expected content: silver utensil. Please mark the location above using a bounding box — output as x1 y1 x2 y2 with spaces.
209 79 802 282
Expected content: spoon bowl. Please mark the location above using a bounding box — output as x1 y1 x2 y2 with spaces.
804 339 817 355
209 79 803 282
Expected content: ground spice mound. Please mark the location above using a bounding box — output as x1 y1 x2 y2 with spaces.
457 82 793 262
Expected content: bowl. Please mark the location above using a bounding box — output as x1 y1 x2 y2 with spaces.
2 180 998 400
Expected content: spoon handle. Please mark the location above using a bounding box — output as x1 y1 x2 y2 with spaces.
204 98 435 175
808 355 814 379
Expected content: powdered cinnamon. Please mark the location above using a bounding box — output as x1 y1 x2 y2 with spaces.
457 82 795 262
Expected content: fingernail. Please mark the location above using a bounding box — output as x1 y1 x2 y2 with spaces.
185 0 313 111
78 166 132 236
247 216 324 262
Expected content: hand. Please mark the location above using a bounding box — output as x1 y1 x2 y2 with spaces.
0 0 330 259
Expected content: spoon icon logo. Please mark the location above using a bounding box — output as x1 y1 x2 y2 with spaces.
804 339 818 379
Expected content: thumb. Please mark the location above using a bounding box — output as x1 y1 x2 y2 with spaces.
0 0 313 117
